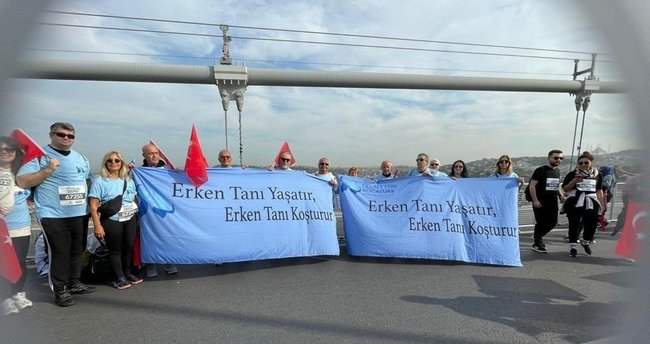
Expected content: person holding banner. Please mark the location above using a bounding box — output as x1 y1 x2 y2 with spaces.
429 159 441 171
89 151 141 289
141 143 178 277
16 122 94 307
408 153 448 178
269 151 294 171
489 154 525 186
216 149 233 168
562 152 605 258
314 158 338 208
1 136 33 315
449 160 469 179
529 149 564 253
215 149 246 169
374 160 397 180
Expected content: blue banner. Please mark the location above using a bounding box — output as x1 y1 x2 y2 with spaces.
339 176 521 266
131 168 339 264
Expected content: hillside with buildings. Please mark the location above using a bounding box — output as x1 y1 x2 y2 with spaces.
293 149 645 181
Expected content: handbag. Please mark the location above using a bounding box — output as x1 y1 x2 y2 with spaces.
97 179 127 218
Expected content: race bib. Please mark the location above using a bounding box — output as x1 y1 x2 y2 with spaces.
58 185 86 206
545 178 560 191
117 202 138 222
577 179 597 192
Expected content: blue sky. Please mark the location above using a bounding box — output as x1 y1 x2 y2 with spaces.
4 0 640 169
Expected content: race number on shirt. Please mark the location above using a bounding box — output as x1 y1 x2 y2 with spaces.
117 202 138 222
58 185 86 206
577 179 597 192
546 178 560 191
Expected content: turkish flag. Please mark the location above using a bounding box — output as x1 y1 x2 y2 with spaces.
0 217 22 284
10 128 46 166
273 141 296 167
615 202 647 261
149 139 176 169
184 124 209 188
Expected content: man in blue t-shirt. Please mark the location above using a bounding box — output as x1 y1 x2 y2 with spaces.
408 153 449 178
16 122 93 307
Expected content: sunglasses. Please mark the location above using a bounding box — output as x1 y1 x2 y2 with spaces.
280 158 291 162
219 156 232 159
454 165 463 168
552 156 564 160
416 158 426 162
319 162 329 166
106 159 122 164
578 161 590 165
430 163 440 166
52 132 75 139
0 147 17 153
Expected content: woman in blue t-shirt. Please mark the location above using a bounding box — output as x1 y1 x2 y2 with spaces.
1 136 34 316
89 151 141 290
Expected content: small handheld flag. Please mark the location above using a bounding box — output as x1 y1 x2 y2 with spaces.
10 128 46 166
149 139 176 169
184 124 209 188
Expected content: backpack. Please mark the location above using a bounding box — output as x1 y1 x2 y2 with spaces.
599 166 616 202
81 243 112 283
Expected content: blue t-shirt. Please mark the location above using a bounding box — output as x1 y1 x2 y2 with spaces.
488 171 519 179
89 177 137 222
408 168 449 178
5 185 31 230
17 146 91 219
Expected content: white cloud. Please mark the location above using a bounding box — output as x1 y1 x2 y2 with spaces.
6 0 638 171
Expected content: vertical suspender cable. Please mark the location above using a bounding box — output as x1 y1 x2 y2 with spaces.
577 108 588 156
238 109 243 166
569 107 581 169
224 109 229 151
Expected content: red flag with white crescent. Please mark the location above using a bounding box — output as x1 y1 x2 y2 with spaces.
184 124 209 188
0 216 22 284
10 128 46 166
149 139 176 169
615 202 647 261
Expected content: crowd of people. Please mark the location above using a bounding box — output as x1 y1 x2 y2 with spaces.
0 122 634 316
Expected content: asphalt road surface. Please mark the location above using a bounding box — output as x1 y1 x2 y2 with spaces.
1 224 639 344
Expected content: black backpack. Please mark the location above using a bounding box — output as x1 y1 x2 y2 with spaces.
81 243 112 283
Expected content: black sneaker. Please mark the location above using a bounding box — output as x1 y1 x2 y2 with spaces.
69 281 97 294
531 244 548 253
113 277 131 290
581 241 592 255
569 248 578 258
126 274 143 285
55 289 75 307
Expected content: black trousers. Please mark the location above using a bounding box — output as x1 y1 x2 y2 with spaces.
566 201 600 243
101 216 137 279
533 200 559 242
41 216 86 292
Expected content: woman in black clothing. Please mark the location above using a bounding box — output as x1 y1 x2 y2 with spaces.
562 152 605 258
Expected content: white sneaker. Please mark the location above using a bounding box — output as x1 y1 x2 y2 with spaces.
2 297 19 316
12 292 33 310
